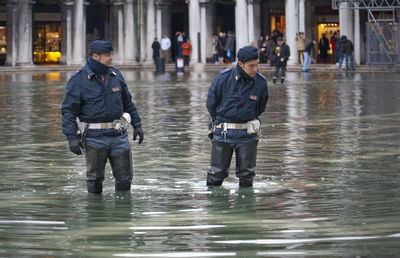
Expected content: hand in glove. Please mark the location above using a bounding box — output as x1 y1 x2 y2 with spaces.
208 122 214 140
133 126 144 144
69 138 83 155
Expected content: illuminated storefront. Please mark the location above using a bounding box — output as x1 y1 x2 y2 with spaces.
0 7 5 65
318 23 340 55
33 12 61 64
0 25 5 65
269 8 285 35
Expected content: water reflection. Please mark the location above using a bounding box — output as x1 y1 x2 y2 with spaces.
0 71 400 256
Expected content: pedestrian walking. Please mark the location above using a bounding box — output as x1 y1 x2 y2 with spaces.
295 32 306 64
302 39 317 72
160 33 171 64
206 46 269 188
212 35 219 64
272 37 290 84
217 32 226 64
181 38 192 65
343 36 355 70
61 40 144 194
319 33 330 63
330 31 338 64
225 31 235 63
151 37 160 63
173 31 184 61
337 35 354 71
266 34 277 66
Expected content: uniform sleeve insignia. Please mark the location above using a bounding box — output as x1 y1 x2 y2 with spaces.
112 87 120 92
250 95 257 100
87 74 90 80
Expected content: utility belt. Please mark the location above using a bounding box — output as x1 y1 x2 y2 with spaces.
76 113 131 147
214 119 261 139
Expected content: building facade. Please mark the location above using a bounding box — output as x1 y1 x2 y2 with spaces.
0 0 377 67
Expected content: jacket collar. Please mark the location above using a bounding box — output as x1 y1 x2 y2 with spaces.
234 64 254 82
83 64 116 80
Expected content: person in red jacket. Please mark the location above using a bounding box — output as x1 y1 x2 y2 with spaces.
181 38 192 65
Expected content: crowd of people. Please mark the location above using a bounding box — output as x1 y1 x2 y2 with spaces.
298 30 355 72
151 29 355 73
151 31 193 65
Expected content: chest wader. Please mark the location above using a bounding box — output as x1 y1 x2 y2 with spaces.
85 145 133 194
207 139 258 188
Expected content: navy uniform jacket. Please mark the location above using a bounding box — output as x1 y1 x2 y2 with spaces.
61 64 141 140
206 66 268 125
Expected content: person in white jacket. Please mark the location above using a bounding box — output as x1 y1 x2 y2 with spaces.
160 33 171 64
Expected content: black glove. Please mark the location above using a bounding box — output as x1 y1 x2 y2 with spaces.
69 138 83 155
208 122 214 140
133 126 144 144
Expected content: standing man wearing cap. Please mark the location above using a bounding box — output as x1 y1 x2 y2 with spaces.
272 37 290 84
206 46 269 188
61 40 144 194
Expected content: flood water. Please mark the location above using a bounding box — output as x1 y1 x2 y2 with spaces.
0 69 399 257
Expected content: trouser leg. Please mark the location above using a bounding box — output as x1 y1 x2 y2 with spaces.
207 140 234 187
235 140 258 187
85 144 109 194
109 148 133 191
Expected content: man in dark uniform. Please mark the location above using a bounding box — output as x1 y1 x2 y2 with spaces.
61 40 144 194
206 46 269 188
272 37 290 84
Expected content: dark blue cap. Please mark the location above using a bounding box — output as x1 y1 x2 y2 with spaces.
237 46 258 63
89 40 114 54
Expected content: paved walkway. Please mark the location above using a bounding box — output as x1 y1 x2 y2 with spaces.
0 63 399 73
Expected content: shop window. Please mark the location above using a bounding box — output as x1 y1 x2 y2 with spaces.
270 15 285 35
0 26 5 65
318 23 340 55
33 23 61 64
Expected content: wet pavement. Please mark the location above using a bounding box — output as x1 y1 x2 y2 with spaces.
0 70 399 257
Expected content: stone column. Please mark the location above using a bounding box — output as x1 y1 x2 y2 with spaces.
252 0 261 42
354 6 360 65
71 0 85 65
298 0 305 33
5 0 18 66
199 0 213 63
16 0 35 66
247 0 255 44
205 2 215 59
155 1 162 39
145 0 156 64
155 0 170 41
188 0 200 63
339 2 354 42
285 0 297 65
110 0 124 64
124 0 136 64
235 0 248 48
60 0 74 65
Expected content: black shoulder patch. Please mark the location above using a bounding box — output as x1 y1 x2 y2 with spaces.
71 68 83 78
220 67 233 75
256 72 266 80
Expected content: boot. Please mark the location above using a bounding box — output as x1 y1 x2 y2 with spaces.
207 140 233 187
280 78 285 84
273 78 277 84
110 148 133 191
85 145 109 194
235 140 258 187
